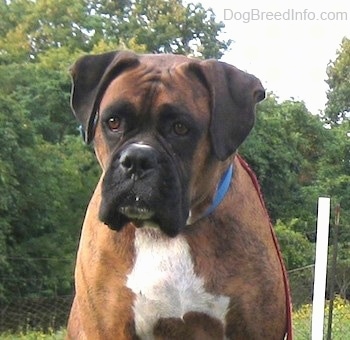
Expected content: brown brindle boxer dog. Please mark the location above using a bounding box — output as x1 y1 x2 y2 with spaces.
67 51 292 339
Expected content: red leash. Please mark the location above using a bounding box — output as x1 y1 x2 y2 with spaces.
237 154 293 340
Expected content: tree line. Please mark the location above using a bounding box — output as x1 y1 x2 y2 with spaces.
0 0 349 303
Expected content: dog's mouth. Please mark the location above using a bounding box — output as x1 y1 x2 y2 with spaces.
118 204 155 221
118 205 156 230
100 195 187 237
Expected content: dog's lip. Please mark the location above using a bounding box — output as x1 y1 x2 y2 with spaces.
118 205 155 220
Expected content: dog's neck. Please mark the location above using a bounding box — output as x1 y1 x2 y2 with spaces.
203 164 233 217
186 162 234 225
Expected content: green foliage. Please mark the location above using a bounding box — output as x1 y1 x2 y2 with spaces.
240 91 350 307
0 63 74 143
0 44 100 300
0 0 229 63
301 126 349 238
122 0 231 58
0 328 66 339
1 132 99 300
325 37 350 123
240 94 330 225
274 219 315 306
0 0 88 63
0 94 37 300
293 297 350 339
275 219 314 270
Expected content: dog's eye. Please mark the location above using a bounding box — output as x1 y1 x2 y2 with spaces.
107 116 121 132
173 122 189 136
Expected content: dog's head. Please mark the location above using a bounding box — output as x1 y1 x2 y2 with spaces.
70 51 264 236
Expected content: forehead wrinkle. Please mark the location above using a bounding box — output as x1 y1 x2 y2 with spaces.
134 65 180 119
156 66 211 124
103 63 189 122
141 81 161 119
130 62 163 85
101 64 161 115
113 63 162 94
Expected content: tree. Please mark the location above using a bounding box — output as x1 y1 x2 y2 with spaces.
240 94 329 226
275 219 315 307
0 0 230 64
0 124 99 300
0 0 89 63
0 94 33 300
323 37 350 300
120 0 231 58
275 219 314 270
0 61 74 143
6 136 99 299
239 94 350 305
325 37 350 123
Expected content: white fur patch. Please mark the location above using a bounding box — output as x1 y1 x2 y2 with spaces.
126 227 230 339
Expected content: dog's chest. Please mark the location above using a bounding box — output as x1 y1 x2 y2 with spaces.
126 228 230 338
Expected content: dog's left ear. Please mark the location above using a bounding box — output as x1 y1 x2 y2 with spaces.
70 51 140 143
188 60 265 161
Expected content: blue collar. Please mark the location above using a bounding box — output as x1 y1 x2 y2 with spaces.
204 164 234 217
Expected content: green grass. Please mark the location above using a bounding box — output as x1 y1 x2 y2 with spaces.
0 329 65 340
293 296 350 339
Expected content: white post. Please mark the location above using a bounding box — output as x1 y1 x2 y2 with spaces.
311 197 331 340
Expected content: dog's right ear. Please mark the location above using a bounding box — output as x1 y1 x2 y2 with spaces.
185 60 265 161
70 51 140 143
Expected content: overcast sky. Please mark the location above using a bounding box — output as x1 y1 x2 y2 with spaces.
199 0 350 114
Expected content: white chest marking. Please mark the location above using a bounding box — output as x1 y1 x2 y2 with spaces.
126 228 230 339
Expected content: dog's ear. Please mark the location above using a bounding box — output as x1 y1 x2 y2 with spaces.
188 60 265 161
70 51 140 143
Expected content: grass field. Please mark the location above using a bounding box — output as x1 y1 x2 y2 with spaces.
0 329 66 339
1 297 349 339
293 296 350 339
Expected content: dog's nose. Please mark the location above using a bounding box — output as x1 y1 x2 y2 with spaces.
119 143 158 179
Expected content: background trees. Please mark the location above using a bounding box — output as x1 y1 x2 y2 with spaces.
325 37 350 124
0 0 348 306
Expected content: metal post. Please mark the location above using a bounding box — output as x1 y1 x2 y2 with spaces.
311 197 331 340
326 204 341 340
